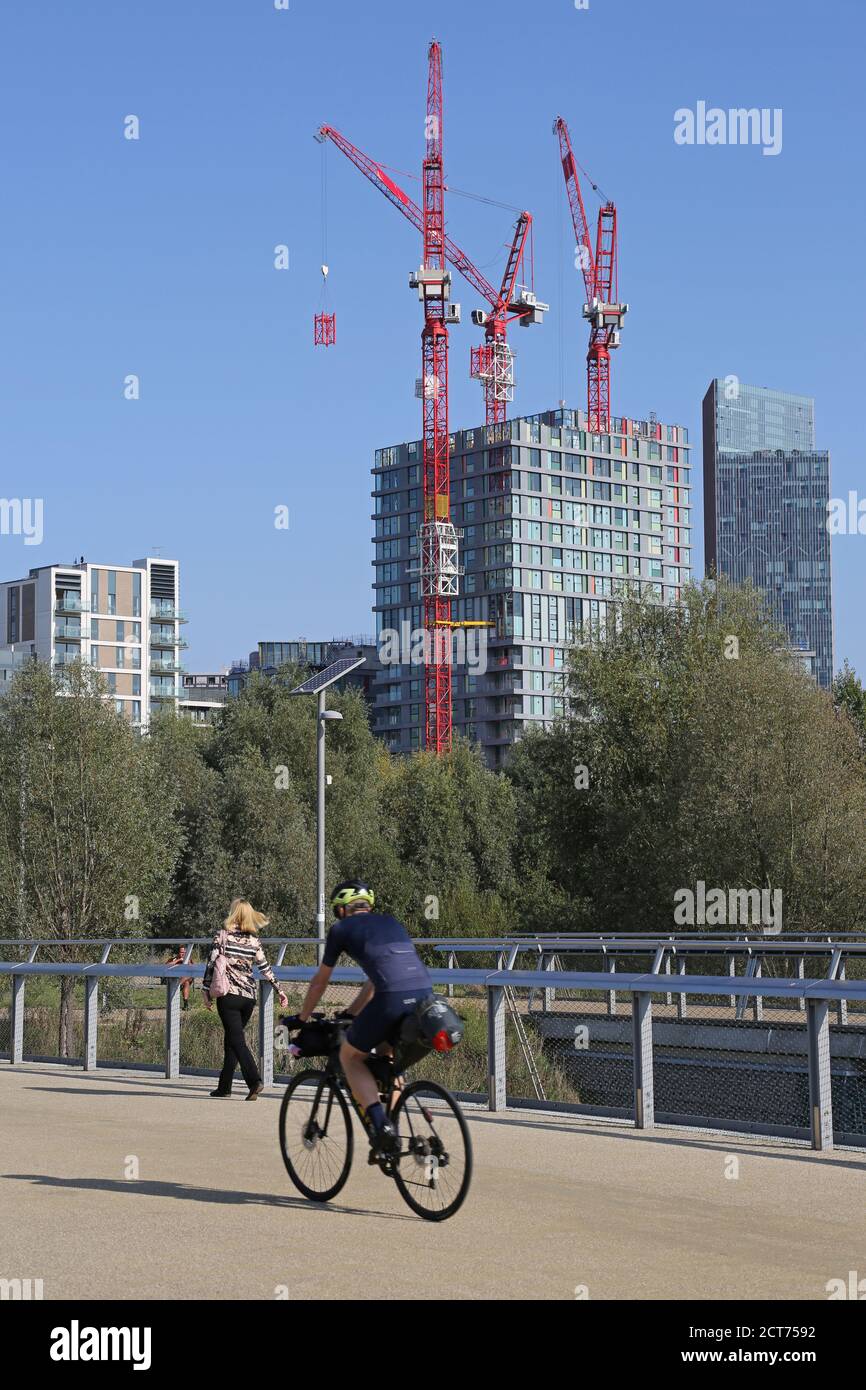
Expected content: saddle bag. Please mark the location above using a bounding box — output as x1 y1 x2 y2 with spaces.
397 995 464 1067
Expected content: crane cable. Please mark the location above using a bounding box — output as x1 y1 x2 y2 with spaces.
320 137 329 305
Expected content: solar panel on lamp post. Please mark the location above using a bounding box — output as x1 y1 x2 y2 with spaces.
289 656 366 963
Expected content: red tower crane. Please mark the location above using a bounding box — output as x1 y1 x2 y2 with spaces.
554 115 627 433
317 43 546 751
415 38 456 753
315 142 546 424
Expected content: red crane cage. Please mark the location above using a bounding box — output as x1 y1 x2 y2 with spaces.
313 313 336 346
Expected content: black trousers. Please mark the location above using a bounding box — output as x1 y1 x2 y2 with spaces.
216 993 260 1092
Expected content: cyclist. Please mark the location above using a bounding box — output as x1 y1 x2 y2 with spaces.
289 880 432 1153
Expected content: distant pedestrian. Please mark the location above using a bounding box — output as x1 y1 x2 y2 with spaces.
202 899 288 1100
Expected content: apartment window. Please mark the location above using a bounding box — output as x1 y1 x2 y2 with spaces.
132 675 141 696
116 621 124 642
105 672 116 693
132 701 141 723
107 571 117 616
116 647 125 668
8 587 18 643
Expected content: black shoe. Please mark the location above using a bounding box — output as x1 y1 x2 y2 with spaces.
210 1089 231 1098
245 1082 265 1101
372 1121 399 1158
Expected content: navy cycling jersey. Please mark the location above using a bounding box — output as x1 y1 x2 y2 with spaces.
322 912 432 994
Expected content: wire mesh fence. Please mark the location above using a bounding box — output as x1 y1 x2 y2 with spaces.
2 937 865 1148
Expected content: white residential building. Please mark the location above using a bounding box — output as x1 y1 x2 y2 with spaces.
0 556 185 728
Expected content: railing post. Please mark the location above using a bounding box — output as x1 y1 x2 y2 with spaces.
806 998 833 1151
828 952 848 1027
487 985 506 1112
665 954 672 1007
11 974 25 1064
752 958 763 1022
259 982 274 1087
632 990 654 1130
607 956 617 1017
83 976 99 1071
543 953 556 1012
727 953 736 1011
447 951 455 1000
797 956 806 1013
677 958 687 1021
836 964 847 1027
165 978 181 1079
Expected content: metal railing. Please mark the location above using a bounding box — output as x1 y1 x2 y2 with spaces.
1 942 864 1153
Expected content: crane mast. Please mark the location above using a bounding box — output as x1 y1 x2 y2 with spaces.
554 115 627 432
414 40 459 752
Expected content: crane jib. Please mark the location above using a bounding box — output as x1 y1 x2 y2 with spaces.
376 166 411 206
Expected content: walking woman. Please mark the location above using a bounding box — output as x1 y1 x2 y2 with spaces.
202 899 288 1100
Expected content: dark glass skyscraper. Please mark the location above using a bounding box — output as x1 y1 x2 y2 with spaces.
703 379 833 687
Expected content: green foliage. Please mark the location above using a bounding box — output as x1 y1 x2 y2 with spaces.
0 661 181 947
833 660 866 747
3 590 866 963
505 579 866 934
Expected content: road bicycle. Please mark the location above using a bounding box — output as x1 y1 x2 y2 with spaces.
277 1013 472 1221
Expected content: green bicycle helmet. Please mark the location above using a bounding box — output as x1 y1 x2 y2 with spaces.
330 879 375 915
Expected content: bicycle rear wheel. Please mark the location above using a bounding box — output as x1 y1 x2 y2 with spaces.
278 1068 353 1202
390 1079 472 1221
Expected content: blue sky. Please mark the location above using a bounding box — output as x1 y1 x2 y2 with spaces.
1 0 863 675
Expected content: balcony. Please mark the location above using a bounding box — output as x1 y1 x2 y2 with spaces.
54 624 85 640
149 603 188 623
149 684 178 702
150 628 187 649
55 597 89 616
150 660 184 675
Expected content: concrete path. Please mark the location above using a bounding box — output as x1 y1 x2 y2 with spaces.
1 1065 863 1301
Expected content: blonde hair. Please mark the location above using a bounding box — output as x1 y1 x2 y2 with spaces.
224 898 269 935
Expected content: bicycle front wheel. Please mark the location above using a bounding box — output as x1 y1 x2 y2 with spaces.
391 1079 472 1221
278 1068 353 1202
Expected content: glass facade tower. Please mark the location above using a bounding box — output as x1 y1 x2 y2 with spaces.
703 380 833 688
372 406 692 767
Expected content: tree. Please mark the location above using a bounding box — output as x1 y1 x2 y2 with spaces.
507 579 866 934
833 660 866 748
0 662 182 1054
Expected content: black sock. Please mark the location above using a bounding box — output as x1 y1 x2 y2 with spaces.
366 1101 386 1135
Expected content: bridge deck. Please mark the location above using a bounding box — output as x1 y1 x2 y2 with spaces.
1 1066 863 1301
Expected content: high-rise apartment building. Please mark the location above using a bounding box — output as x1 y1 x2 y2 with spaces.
0 556 184 726
703 380 833 687
372 406 692 766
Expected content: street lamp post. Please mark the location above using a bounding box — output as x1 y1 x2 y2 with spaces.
316 699 342 960
290 655 366 964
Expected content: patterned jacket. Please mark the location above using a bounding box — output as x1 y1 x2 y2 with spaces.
202 930 281 1001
